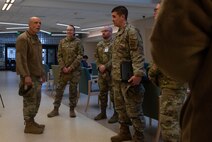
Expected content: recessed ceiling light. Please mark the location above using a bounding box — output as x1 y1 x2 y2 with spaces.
0 31 18 34
56 23 80 29
40 30 51 35
0 22 27 26
6 27 28 30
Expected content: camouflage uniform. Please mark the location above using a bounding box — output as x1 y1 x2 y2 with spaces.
16 30 45 121
53 37 83 109
111 23 146 140
148 63 186 142
94 37 115 117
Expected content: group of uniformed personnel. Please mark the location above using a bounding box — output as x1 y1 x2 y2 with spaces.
15 4 186 142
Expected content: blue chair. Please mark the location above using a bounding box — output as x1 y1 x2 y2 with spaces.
90 62 98 79
142 80 160 120
142 79 161 142
142 62 161 142
79 67 99 112
51 65 60 95
43 64 52 90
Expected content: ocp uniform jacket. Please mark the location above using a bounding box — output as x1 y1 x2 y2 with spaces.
150 0 212 142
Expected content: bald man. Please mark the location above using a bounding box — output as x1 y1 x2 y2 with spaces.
16 17 45 134
94 26 118 123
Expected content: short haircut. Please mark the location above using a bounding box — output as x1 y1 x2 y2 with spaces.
111 6 128 20
101 26 113 33
68 24 75 32
83 55 88 59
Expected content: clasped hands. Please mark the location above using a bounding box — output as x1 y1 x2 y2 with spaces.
63 66 72 74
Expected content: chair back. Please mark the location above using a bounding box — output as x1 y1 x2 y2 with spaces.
42 64 50 79
79 67 99 111
79 67 91 94
142 80 160 120
91 62 98 78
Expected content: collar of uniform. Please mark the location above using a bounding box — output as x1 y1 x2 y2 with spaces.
65 36 76 42
103 37 112 43
26 30 38 39
116 23 129 37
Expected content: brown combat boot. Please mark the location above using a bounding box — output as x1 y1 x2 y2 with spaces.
132 130 144 142
108 111 118 123
111 124 132 142
47 107 59 118
31 118 45 129
94 109 107 120
24 120 44 134
70 108 76 118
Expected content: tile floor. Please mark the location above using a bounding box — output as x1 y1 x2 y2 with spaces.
0 71 161 142
0 71 116 142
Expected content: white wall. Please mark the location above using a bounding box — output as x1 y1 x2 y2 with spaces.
132 17 154 63
82 42 97 64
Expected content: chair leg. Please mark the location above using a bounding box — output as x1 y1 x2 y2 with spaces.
149 117 152 126
154 95 161 142
47 81 50 91
51 83 56 96
47 72 51 91
108 99 111 109
108 94 111 109
154 121 161 142
50 86 54 96
85 94 91 112
76 91 80 104
0 94 5 108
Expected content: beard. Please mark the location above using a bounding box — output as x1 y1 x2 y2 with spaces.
102 35 109 40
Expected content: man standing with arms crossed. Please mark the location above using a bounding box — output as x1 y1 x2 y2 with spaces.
94 26 118 123
110 6 146 142
16 16 45 134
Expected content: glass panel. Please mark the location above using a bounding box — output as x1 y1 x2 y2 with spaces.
0 45 5 70
42 49 47 64
7 47 16 60
6 47 16 71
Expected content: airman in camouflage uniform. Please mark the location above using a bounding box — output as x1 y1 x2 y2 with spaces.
110 6 146 142
16 17 45 134
147 3 187 142
148 63 186 142
94 26 118 123
47 24 84 118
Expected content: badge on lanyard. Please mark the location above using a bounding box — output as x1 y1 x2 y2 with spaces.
104 47 109 52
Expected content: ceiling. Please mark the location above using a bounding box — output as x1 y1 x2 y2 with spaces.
0 0 157 35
